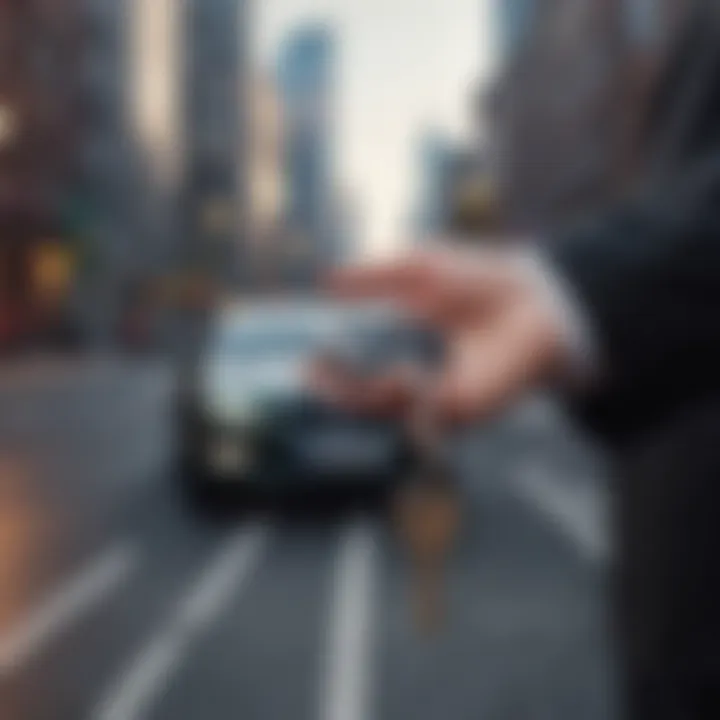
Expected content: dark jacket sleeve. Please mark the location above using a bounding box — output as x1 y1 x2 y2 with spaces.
547 159 720 445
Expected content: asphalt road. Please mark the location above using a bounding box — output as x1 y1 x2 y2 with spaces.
0 358 615 720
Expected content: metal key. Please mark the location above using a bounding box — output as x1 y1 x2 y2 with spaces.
319 309 458 633
393 381 461 635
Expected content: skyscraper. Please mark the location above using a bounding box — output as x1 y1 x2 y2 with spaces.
412 127 495 241
130 0 185 274
277 24 336 277
489 0 686 233
185 0 249 286
248 73 285 248
75 0 186 345
78 0 140 343
412 131 458 240
246 73 287 287
0 0 82 349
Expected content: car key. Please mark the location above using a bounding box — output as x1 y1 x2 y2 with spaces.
317 307 460 633
393 379 461 636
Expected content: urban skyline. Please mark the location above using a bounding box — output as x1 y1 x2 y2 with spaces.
258 0 493 256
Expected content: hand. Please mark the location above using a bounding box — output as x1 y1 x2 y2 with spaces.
313 246 568 425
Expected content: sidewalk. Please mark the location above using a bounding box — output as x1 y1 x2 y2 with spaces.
0 353 167 393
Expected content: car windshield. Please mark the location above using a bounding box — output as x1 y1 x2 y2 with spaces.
214 309 340 360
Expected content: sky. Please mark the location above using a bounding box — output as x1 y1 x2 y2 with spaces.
256 0 497 257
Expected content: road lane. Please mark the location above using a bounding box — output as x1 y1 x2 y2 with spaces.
0 360 175 627
0 360 613 720
320 520 378 720
375 449 612 720
0 494 240 720
0 543 138 676
151 524 343 720
510 460 610 563
94 525 267 720
0 357 119 394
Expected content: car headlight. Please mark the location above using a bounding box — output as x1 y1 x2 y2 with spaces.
208 433 254 475
203 394 264 427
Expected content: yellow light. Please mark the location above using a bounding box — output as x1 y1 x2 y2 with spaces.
34 244 74 297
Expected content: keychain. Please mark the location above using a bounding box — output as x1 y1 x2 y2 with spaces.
393 375 462 635
317 310 461 634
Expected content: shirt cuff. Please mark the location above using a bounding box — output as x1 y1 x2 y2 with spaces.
512 246 601 389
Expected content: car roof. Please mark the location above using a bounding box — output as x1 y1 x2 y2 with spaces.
221 296 330 314
217 297 394 327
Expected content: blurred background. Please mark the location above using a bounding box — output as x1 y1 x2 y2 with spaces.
0 0 684 718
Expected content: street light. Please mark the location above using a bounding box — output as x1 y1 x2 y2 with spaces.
0 105 18 148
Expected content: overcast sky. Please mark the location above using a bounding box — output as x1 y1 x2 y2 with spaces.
256 0 496 257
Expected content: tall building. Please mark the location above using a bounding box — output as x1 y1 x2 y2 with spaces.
0 0 187 348
76 0 147 344
411 131 495 240
411 113 500 241
248 74 285 248
412 131 458 239
184 0 249 287
75 0 186 344
247 73 286 287
0 0 82 349
129 0 185 275
277 24 336 278
489 0 688 234
328 187 359 263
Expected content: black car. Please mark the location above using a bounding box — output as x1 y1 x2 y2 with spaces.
177 299 442 508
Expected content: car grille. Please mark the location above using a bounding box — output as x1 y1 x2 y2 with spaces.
265 395 383 431
259 396 402 461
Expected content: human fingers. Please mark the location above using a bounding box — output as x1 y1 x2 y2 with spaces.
327 252 437 306
431 300 561 425
307 358 416 418
329 248 526 332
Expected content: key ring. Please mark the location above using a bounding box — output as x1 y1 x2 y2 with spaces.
404 366 447 481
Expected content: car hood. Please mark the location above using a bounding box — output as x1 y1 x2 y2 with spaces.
201 357 309 423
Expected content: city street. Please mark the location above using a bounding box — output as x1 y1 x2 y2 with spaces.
0 358 615 720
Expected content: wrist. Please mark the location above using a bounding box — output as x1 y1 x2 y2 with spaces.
510 246 600 389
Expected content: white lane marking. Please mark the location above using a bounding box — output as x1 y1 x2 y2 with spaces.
94 525 267 720
0 543 138 675
511 462 610 563
320 520 377 720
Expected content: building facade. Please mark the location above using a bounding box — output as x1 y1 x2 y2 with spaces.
277 24 336 279
184 0 249 288
488 0 687 235
71 0 189 346
246 73 287 288
0 0 191 349
129 0 185 278
411 130 497 241
248 74 285 248
0 0 83 211
0 0 83 349
412 131 458 239
76 0 149 344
